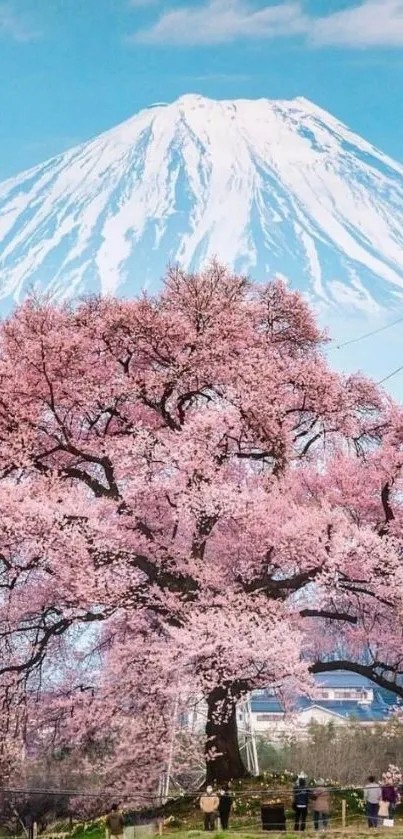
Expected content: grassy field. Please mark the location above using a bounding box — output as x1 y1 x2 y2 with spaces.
180 832 402 839
34 773 403 839
167 833 402 839
63 821 403 839
43 805 402 839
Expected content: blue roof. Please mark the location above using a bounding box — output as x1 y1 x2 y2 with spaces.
314 672 375 688
250 671 400 722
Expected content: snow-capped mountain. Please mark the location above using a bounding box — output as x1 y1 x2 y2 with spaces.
1 93 403 314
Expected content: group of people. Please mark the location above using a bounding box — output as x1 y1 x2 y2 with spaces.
292 772 401 832
104 771 401 836
292 777 331 833
199 787 233 831
199 778 329 833
364 774 400 828
199 772 402 833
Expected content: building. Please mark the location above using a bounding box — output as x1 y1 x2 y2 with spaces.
169 671 400 783
247 671 399 741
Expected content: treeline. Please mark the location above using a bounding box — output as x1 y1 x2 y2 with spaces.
257 720 403 784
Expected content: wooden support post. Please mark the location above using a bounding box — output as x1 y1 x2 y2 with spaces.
342 799 346 830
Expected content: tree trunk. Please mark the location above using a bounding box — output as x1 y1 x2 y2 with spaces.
205 686 249 784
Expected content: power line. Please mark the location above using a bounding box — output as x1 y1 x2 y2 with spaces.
324 313 403 386
331 314 403 351
0 783 382 798
377 364 403 386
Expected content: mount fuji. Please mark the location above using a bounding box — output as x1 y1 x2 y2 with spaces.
1 93 403 316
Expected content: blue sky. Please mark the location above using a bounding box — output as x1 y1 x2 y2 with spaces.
1 0 403 180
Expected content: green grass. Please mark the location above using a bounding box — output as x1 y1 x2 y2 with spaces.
39 808 403 839
157 831 403 839
43 822 403 839
73 828 104 839
32 771 403 839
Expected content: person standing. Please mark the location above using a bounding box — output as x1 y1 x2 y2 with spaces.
293 776 309 832
25 813 35 839
200 786 219 832
24 813 39 837
364 776 382 828
218 789 232 831
312 782 330 832
106 805 125 839
381 774 398 816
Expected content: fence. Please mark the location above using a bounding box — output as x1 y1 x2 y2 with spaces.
1 785 401 836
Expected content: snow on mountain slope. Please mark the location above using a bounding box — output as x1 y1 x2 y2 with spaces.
1 93 403 313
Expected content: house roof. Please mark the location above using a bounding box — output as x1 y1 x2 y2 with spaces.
250 670 400 722
314 672 375 688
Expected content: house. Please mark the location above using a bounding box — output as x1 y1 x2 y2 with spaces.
182 671 399 745
246 671 399 740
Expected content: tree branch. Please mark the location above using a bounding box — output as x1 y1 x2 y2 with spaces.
310 659 403 699
300 608 358 624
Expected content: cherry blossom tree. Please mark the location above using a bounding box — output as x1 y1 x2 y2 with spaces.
0 262 402 786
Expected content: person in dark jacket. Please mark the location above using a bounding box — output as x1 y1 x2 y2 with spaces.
382 775 398 815
218 789 232 830
25 813 34 839
293 777 309 832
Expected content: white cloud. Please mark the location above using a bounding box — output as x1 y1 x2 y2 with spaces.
0 2 40 41
129 0 403 48
132 0 308 45
311 0 403 48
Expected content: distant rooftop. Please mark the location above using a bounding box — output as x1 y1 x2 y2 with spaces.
315 672 379 689
250 670 400 722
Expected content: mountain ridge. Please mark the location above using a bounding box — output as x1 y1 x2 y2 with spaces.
1 93 403 314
